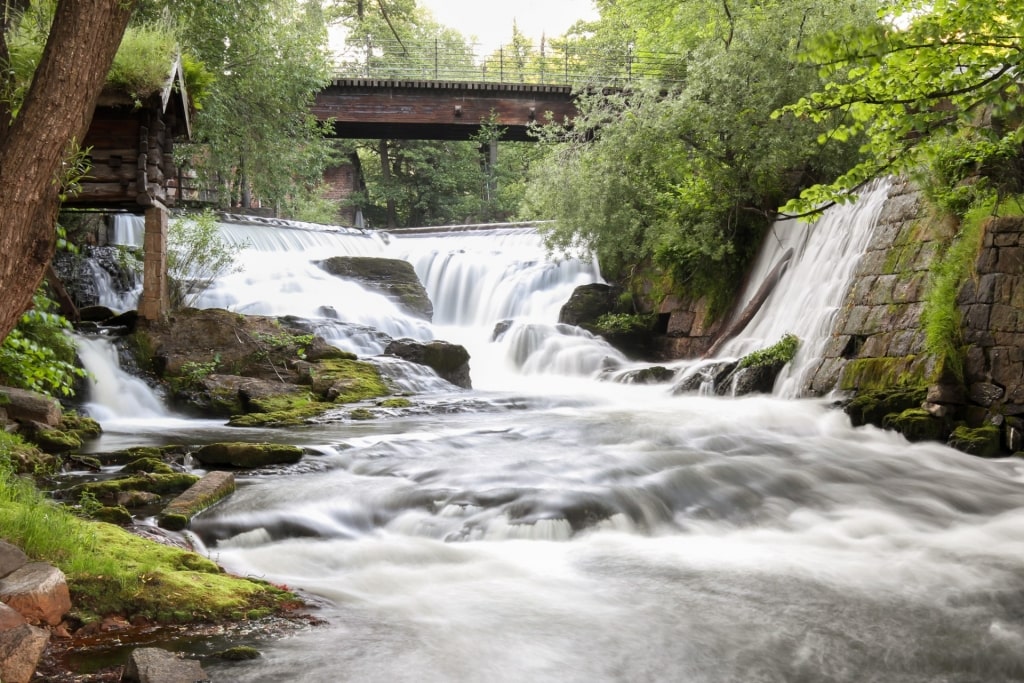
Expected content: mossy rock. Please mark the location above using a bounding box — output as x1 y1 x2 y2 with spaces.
349 408 376 421
193 443 303 468
844 387 928 428
881 408 947 443
72 474 201 502
59 413 102 439
121 457 175 475
227 393 332 427
309 358 390 403
377 398 412 408
948 424 1001 458
29 427 83 454
90 505 133 525
215 646 261 661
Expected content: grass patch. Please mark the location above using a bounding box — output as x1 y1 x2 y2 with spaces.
921 194 1023 382
0 432 293 624
738 333 799 369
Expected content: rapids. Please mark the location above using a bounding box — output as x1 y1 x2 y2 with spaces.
77 191 1024 682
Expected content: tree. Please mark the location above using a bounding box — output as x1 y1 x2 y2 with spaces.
0 0 134 343
161 0 337 214
523 0 876 313
779 0 1024 213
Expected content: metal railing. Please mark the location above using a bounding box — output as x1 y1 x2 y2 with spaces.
331 38 685 87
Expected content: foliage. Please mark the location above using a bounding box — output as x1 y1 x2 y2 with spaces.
158 0 336 214
106 23 178 102
738 333 800 369
0 290 87 398
523 0 874 311
917 130 1023 218
167 210 243 309
778 0 1024 214
920 196 1021 381
592 312 654 334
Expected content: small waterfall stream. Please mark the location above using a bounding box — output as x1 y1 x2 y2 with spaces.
67 190 1024 682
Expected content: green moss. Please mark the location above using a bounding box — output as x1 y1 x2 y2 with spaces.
839 356 929 392
845 387 928 428
881 408 947 442
350 408 375 421
121 457 175 475
90 505 132 525
72 473 200 500
228 393 331 427
194 443 303 467
738 334 799 369
378 398 412 408
158 513 189 531
60 523 295 624
948 424 1001 458
591 313 655 335
311 358 390 404
59 413 102 439
29 427 82 454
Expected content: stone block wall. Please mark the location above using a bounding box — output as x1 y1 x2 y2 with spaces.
957 215 1024 437
805 177 1024 452
805 178 941 395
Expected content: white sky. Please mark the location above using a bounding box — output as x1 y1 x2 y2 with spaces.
417 0 598 52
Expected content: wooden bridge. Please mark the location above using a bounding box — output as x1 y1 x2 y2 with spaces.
312 79 577 141
313 40 683 141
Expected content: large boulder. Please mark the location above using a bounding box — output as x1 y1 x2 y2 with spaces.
0 387 61 428
193 442 304 468
0 541 28 579
123 647 208 683
0 624 49 683
0 562 71 626
558 283 623 327
384 338 472 389
317 256 433 320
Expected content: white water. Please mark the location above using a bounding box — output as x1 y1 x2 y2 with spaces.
111 214 145 248
75 336 169 421
717 178 891 396
73 196 1024 682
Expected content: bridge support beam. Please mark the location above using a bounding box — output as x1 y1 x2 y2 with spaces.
138 201 169 322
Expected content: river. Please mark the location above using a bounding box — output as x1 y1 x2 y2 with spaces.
76 188 1024 682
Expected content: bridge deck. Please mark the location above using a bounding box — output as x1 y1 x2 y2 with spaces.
312 78 578 141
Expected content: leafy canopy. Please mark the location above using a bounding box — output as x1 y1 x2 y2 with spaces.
778 0 1024 213
524 0 875 312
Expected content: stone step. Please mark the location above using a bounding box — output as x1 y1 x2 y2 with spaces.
157 470 236 531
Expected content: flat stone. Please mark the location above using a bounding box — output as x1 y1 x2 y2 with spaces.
0 562 71 625
158 471 236 531
193 443 302 469
0 387 61 427
969 382 1005 407
123 647 209 683
0 623 49 683
0 541 28 579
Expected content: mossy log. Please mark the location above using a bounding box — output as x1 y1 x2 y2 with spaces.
158 471 236 531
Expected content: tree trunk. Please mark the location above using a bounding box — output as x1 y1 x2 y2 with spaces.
0 0 135 342
378 139 397 228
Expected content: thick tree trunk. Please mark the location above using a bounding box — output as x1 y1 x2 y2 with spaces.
0 0 134 341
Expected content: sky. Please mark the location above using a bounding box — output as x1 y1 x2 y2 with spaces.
417 0 598 52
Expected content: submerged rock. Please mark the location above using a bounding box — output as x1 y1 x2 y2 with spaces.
384 338 472 389
123 647 208 683
193 443 303 468
316 256 434 320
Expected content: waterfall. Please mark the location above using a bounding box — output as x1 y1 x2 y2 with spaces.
110 214 145 248
714 178 892 396
75 336 168 421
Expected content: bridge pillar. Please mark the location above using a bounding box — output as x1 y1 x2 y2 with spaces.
138 202 169 322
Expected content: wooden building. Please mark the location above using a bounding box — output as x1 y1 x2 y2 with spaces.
62 59 193 321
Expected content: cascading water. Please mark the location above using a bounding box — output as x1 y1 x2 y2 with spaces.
714 178 892 396
75 335 168 421
73 194 1024 682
